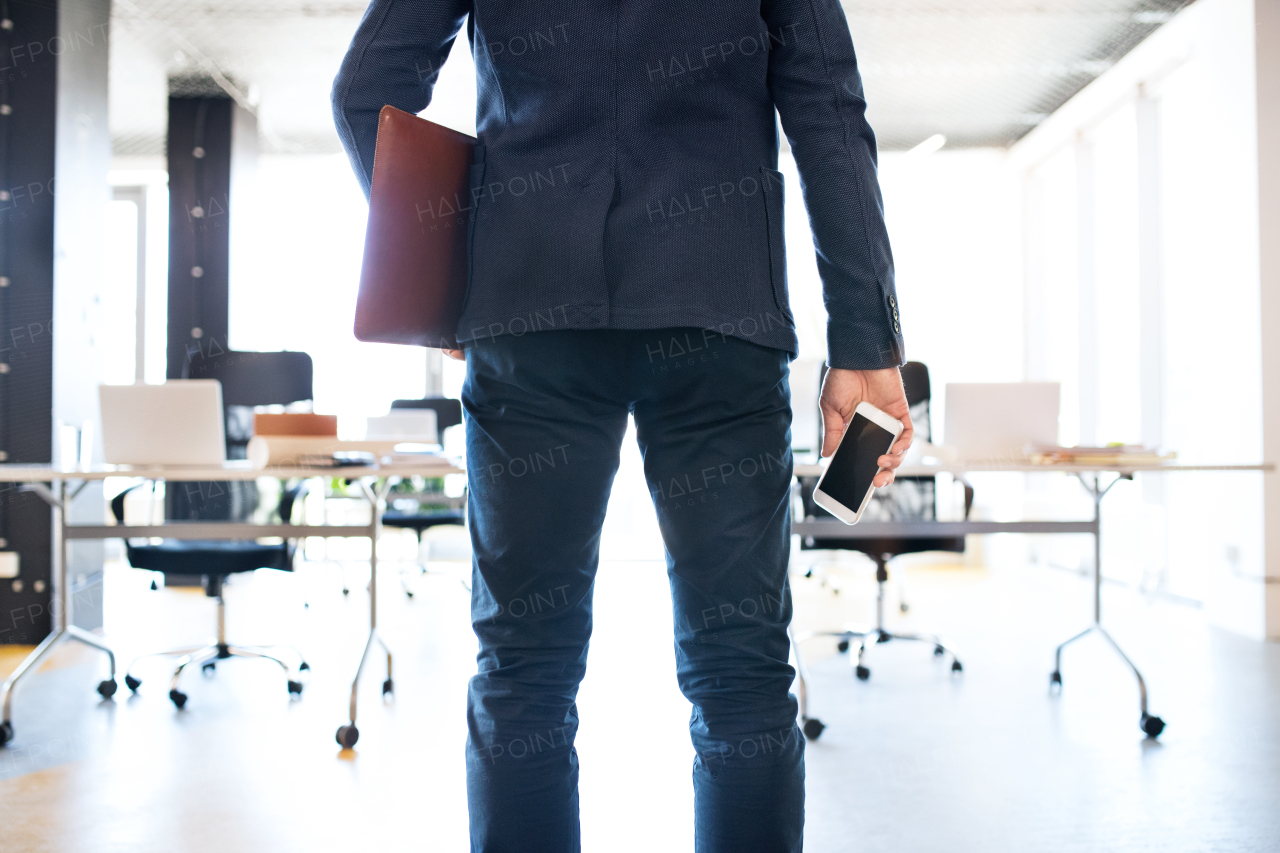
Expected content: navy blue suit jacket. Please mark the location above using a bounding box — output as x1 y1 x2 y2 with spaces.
333 0 903 369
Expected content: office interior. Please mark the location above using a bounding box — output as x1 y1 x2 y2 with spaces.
1 0 1278 850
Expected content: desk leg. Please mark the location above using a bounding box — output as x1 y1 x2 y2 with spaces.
1 481 118 746
1051 474 1165 739
788 627 824 741
0 629 65 744
336 479 395 750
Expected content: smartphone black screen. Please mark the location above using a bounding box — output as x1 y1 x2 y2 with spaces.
819 412 898 511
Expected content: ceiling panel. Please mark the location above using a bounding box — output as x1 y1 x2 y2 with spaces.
849 0 1195 148
108 0 1195 156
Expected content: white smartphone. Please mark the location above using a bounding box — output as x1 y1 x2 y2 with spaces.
812 401 905 525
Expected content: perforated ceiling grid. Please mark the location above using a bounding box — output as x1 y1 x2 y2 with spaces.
108 0 1194 155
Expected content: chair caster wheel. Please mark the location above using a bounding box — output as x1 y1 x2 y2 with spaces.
855 665 870 681
287 680 304 697
125 675 141 692
0 721 13 746
1141 714 1166 738
298 661 310 672
342 588 350 596
951 660 963 673
336 724 359 748
802 718 826 740
201 662 216 676
899 603 910 613
382 678 394 697
836 639 850 653
1050 670 1062 688
169 690 188 709
96 679 117 699
406 591 414 599
933 645 945 656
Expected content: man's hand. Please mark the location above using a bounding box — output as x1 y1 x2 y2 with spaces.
443 348 465 361
819 367 913 488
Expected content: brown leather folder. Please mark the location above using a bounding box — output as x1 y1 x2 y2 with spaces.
354 106 476 349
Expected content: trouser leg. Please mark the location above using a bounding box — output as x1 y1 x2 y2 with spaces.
462 331 630 853
631 329 804 853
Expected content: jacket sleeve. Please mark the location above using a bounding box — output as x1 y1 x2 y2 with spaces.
332 0 473 199
761 0 904 370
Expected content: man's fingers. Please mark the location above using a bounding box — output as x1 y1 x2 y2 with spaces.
442 348 465 361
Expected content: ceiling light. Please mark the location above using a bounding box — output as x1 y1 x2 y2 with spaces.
906 134 946 156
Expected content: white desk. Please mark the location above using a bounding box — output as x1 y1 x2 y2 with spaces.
791 459 1274 737
0 459 465 749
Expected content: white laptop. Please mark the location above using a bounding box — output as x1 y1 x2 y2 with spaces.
365 410 438 444
943 382 1060 462
99 381 227 466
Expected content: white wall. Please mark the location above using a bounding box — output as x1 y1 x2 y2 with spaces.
879 148 1025 434
1256 0 1280 638
1011 0 1276 638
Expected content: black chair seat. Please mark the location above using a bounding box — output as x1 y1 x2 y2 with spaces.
381 509 465 535
802 535 965 555
124 540 291 575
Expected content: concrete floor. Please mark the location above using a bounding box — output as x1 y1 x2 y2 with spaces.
0 540 1277 852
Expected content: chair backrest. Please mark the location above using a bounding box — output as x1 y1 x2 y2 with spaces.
901 361 931 412
391 397 463 431
183 350 314 407
169 350 314 521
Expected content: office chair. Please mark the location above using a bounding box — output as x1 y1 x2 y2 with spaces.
117 482 311 708
187 349 314 458
381 397 468 598
793 361 970 740
390 395 463 432
122 350 317 708
163 349 314 526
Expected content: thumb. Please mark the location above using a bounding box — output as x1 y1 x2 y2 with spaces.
820 403 846 458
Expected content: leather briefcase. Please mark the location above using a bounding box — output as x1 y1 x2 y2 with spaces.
354 106 476 349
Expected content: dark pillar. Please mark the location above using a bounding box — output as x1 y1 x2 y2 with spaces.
0 0 59 644
166 94 241 523
167 95 233 378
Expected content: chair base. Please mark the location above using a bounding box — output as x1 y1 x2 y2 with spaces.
792 555 962 740
124 642 308 708
832 627 962 681
400 562 471 598
123 590 308 708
